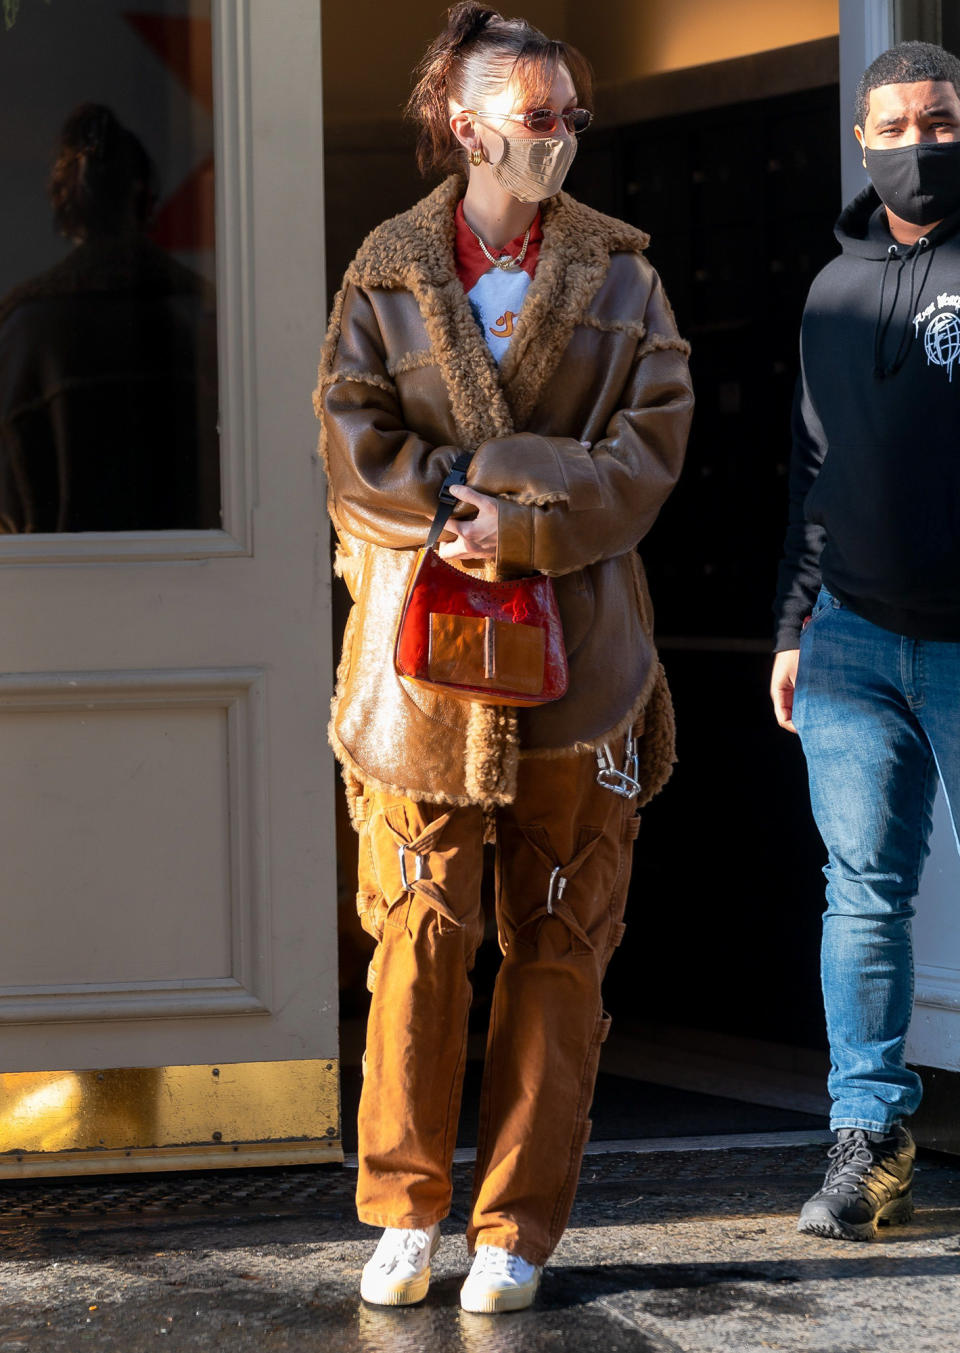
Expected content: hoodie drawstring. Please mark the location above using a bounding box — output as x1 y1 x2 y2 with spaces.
873 237 935 379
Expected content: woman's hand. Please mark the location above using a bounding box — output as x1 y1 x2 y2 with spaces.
437 483 499 562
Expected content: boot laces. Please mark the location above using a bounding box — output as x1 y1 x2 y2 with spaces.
823 1131 886 1196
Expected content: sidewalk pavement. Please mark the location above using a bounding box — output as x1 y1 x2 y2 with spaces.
1 1140 959 1352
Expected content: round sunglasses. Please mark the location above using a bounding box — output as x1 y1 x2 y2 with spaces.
467 106 593 136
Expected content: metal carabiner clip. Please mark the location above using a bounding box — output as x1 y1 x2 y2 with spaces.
624 732 640 788
546 865 567 914
596 734 643 799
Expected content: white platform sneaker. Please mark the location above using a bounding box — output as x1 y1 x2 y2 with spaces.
460 1244 542 1313
360 1223 441 1306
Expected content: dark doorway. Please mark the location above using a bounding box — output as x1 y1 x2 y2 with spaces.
564 85 841 1055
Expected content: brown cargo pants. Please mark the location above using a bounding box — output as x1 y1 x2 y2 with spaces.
352 738 639 1267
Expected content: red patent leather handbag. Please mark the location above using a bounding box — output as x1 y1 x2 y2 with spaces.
394 455 569 708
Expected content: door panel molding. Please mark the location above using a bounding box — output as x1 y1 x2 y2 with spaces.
0 532 250 567
214 0 257 553
915 964 960 1014
0 667 271 1023
909 789 960 1082
0 980 267 1026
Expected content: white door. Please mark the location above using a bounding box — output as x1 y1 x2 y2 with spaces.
907 797 960 1077
0 0 338 1175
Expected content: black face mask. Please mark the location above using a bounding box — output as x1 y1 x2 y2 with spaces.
864 140 960 226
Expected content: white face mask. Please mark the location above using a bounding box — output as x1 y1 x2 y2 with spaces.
484 130 578 203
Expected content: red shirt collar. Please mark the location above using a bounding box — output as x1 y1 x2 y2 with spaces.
454 200 543 293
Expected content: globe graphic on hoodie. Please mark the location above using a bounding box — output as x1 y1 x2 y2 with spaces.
924 310 960 380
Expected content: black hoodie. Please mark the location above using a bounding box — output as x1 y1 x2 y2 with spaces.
773 185 960 649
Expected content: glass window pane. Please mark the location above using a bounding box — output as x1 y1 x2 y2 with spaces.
0 0 219 533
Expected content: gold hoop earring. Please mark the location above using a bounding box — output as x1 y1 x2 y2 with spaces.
469 148 483 167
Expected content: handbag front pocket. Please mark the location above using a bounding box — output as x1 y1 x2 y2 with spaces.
428 612 545 695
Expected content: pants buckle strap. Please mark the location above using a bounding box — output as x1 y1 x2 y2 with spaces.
546 865 568 914
398 845 426 891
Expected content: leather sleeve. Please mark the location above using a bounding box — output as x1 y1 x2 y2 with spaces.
470 272 694 576
319 282 460 549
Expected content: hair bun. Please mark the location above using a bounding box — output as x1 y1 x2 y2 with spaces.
446 3 499 50
63 102 120 160
49 102 158 238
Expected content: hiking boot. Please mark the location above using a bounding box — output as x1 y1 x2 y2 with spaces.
460 1244 542 1313
798 1125 915 1241
360 1223 441 1306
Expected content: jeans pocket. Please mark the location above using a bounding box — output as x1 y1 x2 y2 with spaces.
810 588 834 621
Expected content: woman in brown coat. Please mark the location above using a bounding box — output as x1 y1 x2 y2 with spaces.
316 3 693 1313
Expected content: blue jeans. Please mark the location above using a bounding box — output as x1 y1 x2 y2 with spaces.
793 588 960 1133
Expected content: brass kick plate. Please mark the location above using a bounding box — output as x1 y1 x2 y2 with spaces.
0 1058 341 1178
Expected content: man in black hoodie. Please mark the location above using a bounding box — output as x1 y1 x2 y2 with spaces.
772 42 960 1242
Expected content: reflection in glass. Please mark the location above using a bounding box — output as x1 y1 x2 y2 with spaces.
0 3 219 533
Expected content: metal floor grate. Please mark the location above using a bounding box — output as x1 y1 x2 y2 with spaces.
0 1144 834 1222
0 1165 351 1221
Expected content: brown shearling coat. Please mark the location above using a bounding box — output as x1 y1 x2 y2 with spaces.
316 175 693 811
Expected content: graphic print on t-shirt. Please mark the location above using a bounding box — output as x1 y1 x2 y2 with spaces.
913 292 960 382
467 269 532 364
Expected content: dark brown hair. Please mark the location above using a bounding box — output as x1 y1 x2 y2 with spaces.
49 103 159 239
405 3 594 177
855 40 960 126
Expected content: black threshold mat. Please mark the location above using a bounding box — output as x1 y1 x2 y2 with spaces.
339 1062 825 1153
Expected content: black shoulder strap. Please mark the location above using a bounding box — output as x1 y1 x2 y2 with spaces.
424 451 474 551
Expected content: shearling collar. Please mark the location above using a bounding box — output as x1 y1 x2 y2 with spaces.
344 175 650 440
349 174 649 290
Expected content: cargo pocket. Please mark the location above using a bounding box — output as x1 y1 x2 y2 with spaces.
601 808 641 965
355 796 389 944
353 797 413 983
614 810 642 903
500 823 604 956
366 801 480 938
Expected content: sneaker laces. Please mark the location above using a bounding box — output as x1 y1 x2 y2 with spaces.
375 1227 430 1272
471 1246 527 1281
822 1131 886 1196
